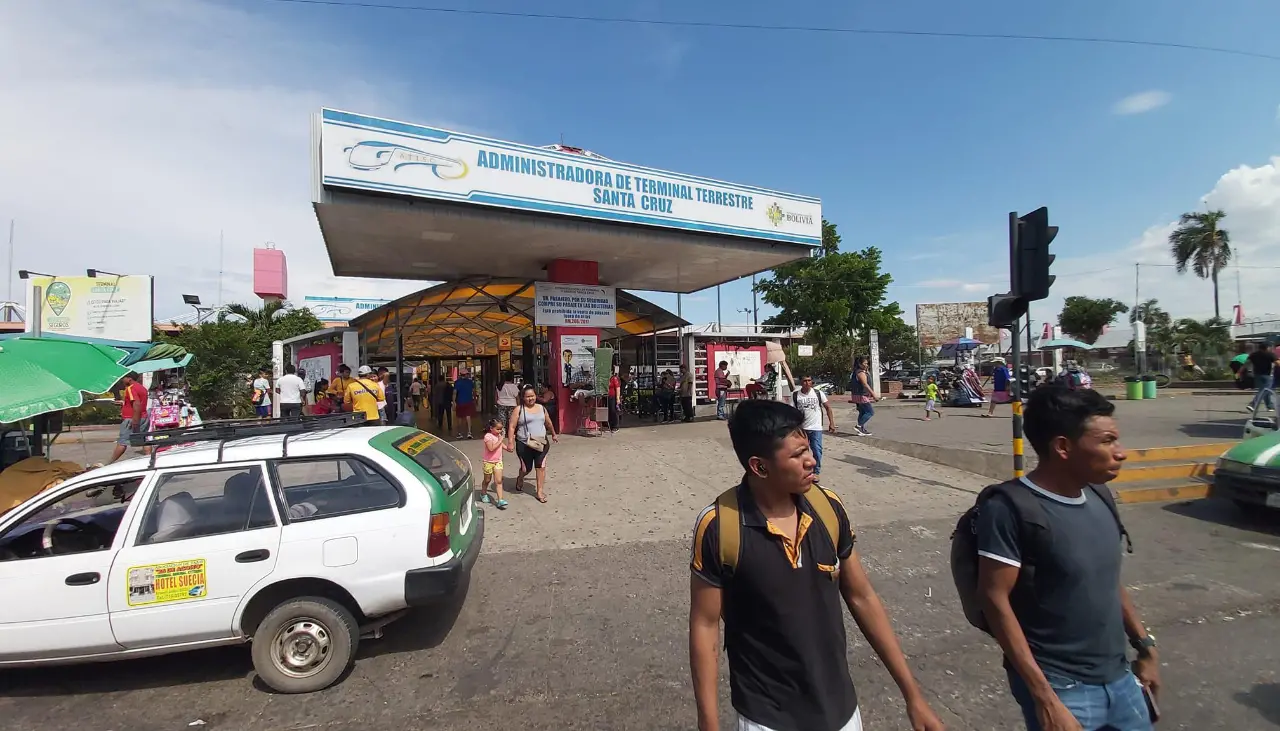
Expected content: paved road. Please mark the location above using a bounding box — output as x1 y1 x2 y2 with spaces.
830 391 1258 452
5 422 1280 730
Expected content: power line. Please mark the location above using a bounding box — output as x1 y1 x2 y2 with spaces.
254 0 1280 63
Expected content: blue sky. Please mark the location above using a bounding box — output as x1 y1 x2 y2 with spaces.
3 0 1279 330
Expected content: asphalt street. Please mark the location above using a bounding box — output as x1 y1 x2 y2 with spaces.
4 423 1280 730
829 391 1258 452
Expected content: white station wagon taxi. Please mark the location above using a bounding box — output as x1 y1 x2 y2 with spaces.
0 417 483 693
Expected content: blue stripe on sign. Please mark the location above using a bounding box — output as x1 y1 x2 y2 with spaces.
321 176 821 246
321 109 822 204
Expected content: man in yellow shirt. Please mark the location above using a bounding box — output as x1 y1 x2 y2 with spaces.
329 364 353 410
344 365 384 425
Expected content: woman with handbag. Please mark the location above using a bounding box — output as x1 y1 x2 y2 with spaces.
507 384 558 504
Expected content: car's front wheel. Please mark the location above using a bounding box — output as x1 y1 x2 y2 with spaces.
251 597 359 693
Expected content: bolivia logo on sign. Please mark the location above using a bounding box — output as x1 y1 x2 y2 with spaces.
766 202 784 227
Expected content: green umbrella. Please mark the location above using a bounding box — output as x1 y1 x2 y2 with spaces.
0 337 131 424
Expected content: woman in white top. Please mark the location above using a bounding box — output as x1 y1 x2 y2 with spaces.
495 371 520 435
507 384 558 504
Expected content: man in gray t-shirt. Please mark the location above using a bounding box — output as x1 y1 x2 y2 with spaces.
976 386 1161 731
977 477 1127 684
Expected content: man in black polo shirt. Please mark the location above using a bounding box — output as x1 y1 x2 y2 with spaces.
689 399 945 731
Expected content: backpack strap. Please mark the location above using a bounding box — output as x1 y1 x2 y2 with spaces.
982 480 1052 572
1087 484 1134 554
805 486 842 556
716 487 741 575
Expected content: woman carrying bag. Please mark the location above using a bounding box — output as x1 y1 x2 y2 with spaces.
507 384 558 504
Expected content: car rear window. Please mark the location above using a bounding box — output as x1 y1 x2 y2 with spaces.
391 432 470 494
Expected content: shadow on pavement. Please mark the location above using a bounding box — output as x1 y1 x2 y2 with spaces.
1178 418 1246 439
837 454 957 491
1 573 473 698
1234 682 1280 726
1161 499 1280 537
359 571 470 661
0 644 253 697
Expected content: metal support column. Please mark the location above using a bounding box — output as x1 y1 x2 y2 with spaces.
1009 211 1025 478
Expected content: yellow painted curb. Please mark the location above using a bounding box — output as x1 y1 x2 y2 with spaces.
1114 482 1210 504
1124 443 1235 463
1112 462 1214 483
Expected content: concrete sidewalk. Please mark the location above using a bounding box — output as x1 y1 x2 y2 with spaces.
442 419 987 555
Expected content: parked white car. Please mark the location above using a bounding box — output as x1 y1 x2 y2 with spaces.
0 420 483 693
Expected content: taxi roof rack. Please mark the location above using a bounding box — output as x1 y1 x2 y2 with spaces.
130 413 368 468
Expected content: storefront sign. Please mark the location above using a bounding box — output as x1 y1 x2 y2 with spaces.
534 283 617 328
498 336 512 351
319 109 822 246
26 275 154 342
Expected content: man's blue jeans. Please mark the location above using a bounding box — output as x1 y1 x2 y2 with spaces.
806 429 824 475
855 402 874 431
1008 667 1152 731
716 390 727 419
1251 374 1275 411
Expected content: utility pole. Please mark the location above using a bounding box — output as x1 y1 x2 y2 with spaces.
5 221 12 304
751 273 759 331
218 229 225 307
716 285 722 332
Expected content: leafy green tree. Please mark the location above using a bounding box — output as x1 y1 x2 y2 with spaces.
1058 296 1129 345
166 319 257 418
1168 210 1232 319
754 220 901 347
166 301 323 417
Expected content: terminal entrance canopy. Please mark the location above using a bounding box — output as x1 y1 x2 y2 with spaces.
312 109 821 293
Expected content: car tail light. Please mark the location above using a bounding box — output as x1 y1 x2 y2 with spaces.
428 512 451 557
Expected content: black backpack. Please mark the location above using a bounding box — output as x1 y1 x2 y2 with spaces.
950 480 1132 635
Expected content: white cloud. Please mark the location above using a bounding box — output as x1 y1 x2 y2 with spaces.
898 157 1280 328
911 279 992 292
1113 90 1172 115
1036 156 1280 326
0 0 481 320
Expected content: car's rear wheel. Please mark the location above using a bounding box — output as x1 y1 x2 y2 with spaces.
251 596 358 693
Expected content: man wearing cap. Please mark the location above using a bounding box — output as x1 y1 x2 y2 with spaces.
455 369 477 439
344 366 385 426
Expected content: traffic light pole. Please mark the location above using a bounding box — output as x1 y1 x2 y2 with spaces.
1008 211 1025 478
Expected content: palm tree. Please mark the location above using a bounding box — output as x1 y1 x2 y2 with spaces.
1167 210 1232 319
222 301 287 329
1128 298 1171 329
1171 317 1233 357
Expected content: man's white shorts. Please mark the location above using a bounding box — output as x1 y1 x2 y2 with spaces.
737 707 862 731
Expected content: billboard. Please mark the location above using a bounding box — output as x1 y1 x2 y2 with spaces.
534 282 617 328
915 302 1001 350
318 109 821 246
26 275 154 342
303 295 391 322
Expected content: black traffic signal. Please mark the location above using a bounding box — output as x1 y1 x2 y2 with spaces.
1013 206 1057 302
1015 363 1036 396
987 292 1027 328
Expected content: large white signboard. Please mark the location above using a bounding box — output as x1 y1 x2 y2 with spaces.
534 283 617 328
26 275 154 342
319 109 822 246
303 295 391 322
